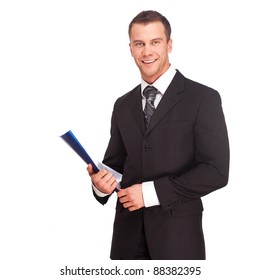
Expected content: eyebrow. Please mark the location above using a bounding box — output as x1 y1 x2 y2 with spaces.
132 38 163 43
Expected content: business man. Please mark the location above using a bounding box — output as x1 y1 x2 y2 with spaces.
87 10 229 260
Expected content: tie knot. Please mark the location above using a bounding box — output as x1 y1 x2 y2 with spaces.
143 86 158 102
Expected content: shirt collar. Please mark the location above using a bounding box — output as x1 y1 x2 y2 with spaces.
141 65 177 98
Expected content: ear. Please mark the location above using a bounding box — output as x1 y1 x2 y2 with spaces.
167 39 173 53
129 42 134 57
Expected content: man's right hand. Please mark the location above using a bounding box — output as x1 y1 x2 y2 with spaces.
87 164 118 195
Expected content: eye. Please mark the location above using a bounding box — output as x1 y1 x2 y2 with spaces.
134 42 144 47
152 40 160 45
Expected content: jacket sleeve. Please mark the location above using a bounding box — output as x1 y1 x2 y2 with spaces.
154 90 230 210
92 100 127 205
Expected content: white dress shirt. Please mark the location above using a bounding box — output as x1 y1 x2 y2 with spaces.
93 65 177 207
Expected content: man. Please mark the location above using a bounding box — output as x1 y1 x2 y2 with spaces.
87 10 229 260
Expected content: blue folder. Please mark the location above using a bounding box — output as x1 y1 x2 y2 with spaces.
60 130 99 173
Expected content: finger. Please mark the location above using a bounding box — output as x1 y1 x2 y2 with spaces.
122 201 132 209
123 202 140 212
119 196 128 204
117 189 127 198
108 175 117 185
98 169 109 178
102 172 114 183
93 170 108 183
102 175 118 192
87 164 94 175
111 180 119 190
95 172 118 193
105 180 119 194
128 206 138 212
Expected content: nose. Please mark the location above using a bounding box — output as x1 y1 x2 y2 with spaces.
142 44 153 56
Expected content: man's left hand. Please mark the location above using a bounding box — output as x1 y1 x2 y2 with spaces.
117 184 144 211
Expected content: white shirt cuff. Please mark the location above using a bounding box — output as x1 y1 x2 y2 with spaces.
92 183 109 197
142 181 160 207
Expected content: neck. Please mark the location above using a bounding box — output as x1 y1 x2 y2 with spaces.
142 64 171 84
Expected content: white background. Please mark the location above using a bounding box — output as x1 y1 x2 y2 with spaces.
0 0 259 279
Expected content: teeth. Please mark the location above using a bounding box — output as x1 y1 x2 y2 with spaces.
143 60 156 63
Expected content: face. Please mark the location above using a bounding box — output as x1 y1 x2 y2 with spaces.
129 21 172 84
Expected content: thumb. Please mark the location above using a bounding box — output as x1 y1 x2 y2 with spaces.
87 164 94 176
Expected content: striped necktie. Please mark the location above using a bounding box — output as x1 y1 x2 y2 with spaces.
143 86 158 129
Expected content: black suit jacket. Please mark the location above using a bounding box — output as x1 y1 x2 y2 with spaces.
94 70 229 259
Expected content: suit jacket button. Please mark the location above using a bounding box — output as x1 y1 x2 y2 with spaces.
143 145 150 152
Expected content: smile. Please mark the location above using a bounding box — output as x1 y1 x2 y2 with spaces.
142 59 157 64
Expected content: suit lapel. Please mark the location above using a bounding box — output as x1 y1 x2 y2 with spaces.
145 70 185 135
129 85 146 135
128 70 185 136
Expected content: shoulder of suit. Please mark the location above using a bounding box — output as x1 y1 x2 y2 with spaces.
181 73 218 95
114 84 141 104
183 72 216 91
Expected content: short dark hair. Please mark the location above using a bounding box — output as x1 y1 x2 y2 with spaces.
128 10 171 41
